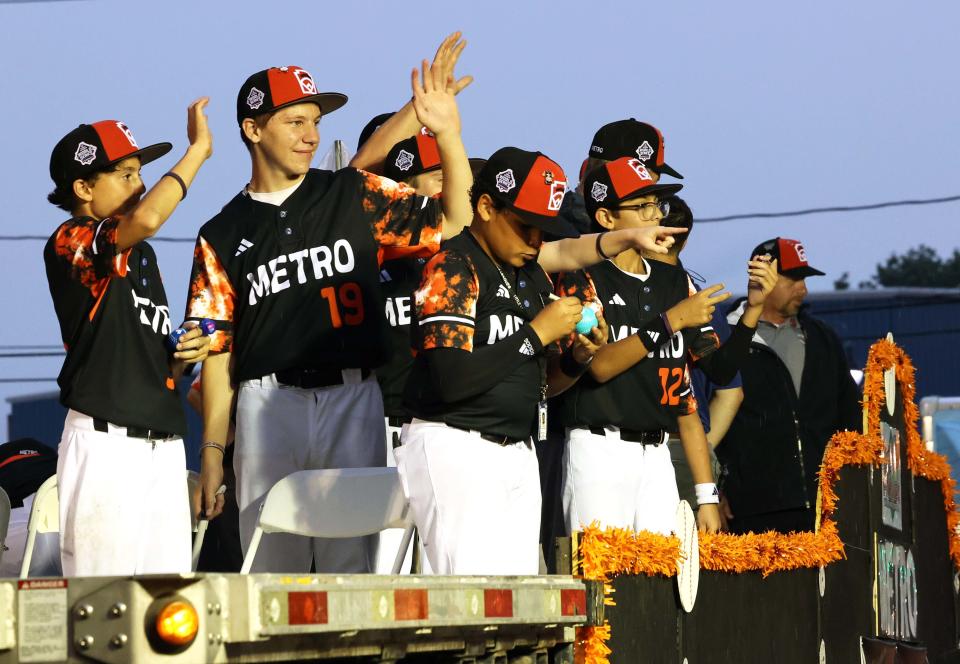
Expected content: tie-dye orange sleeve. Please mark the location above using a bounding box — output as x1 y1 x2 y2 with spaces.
53 217 131 295
356 169 443 263
684 281 720 362
677 365 700 416
555 269 600 305
414 250 479 352
555 269 603 351
186 235 236 352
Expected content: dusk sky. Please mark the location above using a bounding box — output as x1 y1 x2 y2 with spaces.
1 0 958 437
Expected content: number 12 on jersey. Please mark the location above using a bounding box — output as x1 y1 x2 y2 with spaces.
320 282 364 328
658 367 684 406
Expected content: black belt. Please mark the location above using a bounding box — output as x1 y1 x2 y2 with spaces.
275 367 371 389
93 418 177 441
588 426 665 446
387 415 412 428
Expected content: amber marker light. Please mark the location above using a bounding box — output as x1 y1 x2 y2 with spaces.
154 599 199 647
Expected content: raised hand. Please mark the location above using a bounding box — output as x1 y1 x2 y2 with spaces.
747 256 779 308
667 283 732 330
411 58 461 139
431 31 474 96
187 97 213 160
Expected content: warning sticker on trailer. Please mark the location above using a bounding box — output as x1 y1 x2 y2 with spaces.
17 579 67 663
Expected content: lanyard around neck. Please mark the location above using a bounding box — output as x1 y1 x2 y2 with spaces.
468 231 525 310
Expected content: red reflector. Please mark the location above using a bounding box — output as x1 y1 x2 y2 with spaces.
484 589 513 618
560 589 586 616
394 589 428 621
288 592 328 625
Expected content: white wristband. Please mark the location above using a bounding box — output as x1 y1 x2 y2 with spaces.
695 483 720 505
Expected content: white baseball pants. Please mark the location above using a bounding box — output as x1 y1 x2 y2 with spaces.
395 419 541 575
562 427 679 536
234 372 386 574
57 410 191 576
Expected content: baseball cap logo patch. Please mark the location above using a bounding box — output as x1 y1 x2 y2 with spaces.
496 169 516 193
548 180 567 211
247 87 265 110
116 122 139 148
793 241 808 262
636 140 654 162
293 68 318 95
74 141 97 166
591 181 608 202
627 158 653 182
395 149 415 172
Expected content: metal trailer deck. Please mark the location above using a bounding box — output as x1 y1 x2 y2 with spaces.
0 573 601 663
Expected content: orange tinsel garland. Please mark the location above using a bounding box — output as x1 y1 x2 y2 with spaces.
862 339 960 568
575 339 960 664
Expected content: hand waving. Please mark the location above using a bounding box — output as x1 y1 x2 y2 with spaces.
187 97 213 160
411 58 461 139
431 31 473 96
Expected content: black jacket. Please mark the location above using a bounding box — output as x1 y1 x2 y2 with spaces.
716 304 861 518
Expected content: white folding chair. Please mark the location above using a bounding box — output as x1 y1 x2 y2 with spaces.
0 488 10 570
20 475 58 578
186 470 209 571
240 467 415 574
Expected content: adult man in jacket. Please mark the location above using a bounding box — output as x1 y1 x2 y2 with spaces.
717 238 861 534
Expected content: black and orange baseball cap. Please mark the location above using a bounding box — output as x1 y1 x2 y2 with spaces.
385 132 442 180
384 131 488 181
49 121 172 188
237 66 347 124
476 147 579 238
589 119 683 179
583 156 683 219
750 238 825 278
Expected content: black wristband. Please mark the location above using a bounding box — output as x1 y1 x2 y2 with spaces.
596 231 611 260
637 315 670 349
560 348 593 378
163 171 188 200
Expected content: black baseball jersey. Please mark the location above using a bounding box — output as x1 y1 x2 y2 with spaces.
404 231 553 440
186 168 442 383
377 255 427 418
556 258 719 431
44 217 186 434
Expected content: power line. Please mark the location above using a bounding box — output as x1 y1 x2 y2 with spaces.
0 234 197 242
2 192 960 242
0 378 57 383
697 194 960 223
0 352 64 358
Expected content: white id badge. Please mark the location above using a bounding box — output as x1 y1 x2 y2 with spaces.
537 400 548 441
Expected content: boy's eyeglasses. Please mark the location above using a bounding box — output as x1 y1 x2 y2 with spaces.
616 200 669 220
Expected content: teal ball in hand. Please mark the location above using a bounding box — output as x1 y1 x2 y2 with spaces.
576 307 598 335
